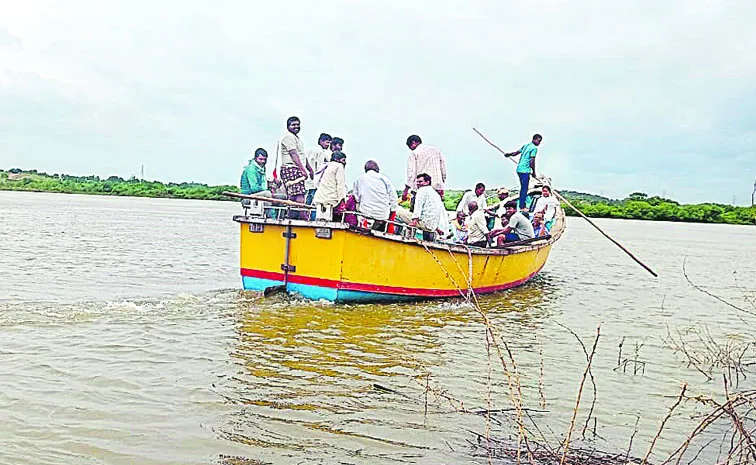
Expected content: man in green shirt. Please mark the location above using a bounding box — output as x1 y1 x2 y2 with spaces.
240 148 271 200
505 134 542 214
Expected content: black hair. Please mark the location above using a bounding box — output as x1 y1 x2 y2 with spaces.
504 200 518 210
318 133 332 143
331 151 347 162
286 116 300 126
331 137 344 146
542 185 552 193
406 135 422 148
475 182 485 190
533 133 542 141
416 173 431 184
254 148 268 158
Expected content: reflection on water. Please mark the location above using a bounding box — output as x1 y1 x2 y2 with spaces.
2 192 756 464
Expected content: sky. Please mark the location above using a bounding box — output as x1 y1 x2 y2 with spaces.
1 0 754 205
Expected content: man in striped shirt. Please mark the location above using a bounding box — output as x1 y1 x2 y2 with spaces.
402 135 447 203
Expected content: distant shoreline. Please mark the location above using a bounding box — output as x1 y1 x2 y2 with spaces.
2 169 755 225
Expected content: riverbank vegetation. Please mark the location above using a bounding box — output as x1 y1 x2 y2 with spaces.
2 169 755 225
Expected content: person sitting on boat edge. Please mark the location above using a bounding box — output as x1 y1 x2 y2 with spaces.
402 135 447 205
350 160 398 231
313 151 348 221
490 201 535 246
449 210 468 244
504 133 542 216
465 201 490 248
239 148 272 207
276 116 309 219
395 173 446 241
457 182 487 216
533 185 559 232
531 211 549 238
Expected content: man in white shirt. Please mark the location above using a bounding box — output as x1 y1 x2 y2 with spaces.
313 152 347 221
533 185 560 232
491 201 535 246
457 183 487 215
466 201 490 248
353 160 398 230
395 173 446 241
305 133 332 204
402 135 447 203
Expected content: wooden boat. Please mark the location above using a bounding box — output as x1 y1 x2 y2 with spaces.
232 188 565 303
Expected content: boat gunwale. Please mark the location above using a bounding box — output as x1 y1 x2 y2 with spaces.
233 209 565 256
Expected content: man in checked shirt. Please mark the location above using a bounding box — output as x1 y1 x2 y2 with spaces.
401 134 447 206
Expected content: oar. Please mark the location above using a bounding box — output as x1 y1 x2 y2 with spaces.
222 191 315 210
472 128 658 278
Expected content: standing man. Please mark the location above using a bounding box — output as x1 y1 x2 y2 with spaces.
305 133 332 204
330 137 344 153
504 134 542 214
352 160 398 230
456 182 487 216
312 151 348 221
277 116 308 218
402 135 447 203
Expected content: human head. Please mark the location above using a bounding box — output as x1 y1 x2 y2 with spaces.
416 173 431 187
468 200 478 214
532 133 543 146
364 160 380 173
287 116 300 135
474 183 485 196
504 200 518 217
331 151 347 165
456 210 466 221
533 212 544 225
541 185 552 197
406 135 422 150
331 137 344 152
318 133 332 150
497 188 509 200
253 148 268 166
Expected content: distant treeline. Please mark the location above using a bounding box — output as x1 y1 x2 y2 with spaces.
2 169 755 225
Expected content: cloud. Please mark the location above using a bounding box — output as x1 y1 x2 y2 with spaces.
0 0 754 204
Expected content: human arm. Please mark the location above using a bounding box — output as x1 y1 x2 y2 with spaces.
306 158 314 179
531 157 537 178
504 149 521 158
336 165 347 201
403 153 417 200
440 152 447 184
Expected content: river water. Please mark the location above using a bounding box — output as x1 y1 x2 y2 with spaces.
1 190 755 465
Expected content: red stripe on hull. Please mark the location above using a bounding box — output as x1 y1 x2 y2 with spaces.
240 266 544 298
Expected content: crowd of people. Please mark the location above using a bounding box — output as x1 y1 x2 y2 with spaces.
239 116 558 248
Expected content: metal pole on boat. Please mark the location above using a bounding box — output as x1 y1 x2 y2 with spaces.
473 127 658 278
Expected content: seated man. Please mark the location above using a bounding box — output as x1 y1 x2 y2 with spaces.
351 160 397 231
484 187 510 229
533 185 559 232
240 148 273 215
465 200 490 247
532 212 549 237
312 151 347 221
395 173 445 241
491 201 535 246
450 210 468 243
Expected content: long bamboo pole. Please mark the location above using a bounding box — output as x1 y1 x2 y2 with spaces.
222 191 315 210
472 128 658 277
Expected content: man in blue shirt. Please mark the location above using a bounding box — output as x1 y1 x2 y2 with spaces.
505 134 542 213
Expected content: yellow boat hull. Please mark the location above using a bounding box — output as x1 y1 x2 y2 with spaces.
236 214 564 302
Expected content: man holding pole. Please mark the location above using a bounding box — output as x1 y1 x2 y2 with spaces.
504 134 542 214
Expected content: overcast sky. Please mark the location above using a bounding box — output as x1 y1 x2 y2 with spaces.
1 0 754 204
